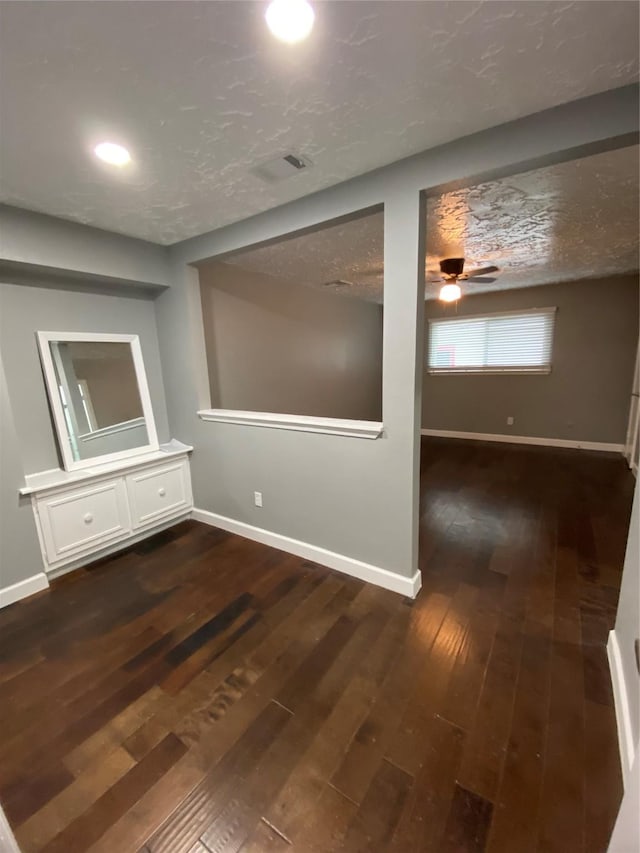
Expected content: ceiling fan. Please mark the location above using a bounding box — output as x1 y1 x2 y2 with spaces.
430 258 499 302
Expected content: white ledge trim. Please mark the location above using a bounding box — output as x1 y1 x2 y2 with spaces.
19 440 193 496
197 409 383 439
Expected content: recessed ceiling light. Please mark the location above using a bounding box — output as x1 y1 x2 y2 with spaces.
265 0 315 43
440 283 462 303
94 142 131 166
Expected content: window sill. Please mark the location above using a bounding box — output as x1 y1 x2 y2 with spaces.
428 367 551 376
197 409 383 439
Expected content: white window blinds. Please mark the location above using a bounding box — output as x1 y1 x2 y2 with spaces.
428 308 556 374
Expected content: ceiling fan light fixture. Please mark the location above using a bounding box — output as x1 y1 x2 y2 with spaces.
439 283 462 303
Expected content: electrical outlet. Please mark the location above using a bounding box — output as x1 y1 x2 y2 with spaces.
254 491 263 508
507 416 514 426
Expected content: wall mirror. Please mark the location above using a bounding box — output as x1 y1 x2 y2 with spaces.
37 332 159 471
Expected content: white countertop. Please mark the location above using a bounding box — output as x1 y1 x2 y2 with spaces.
19 439 193 496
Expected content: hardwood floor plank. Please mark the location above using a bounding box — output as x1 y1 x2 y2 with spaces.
584 699 623 853
89 752 207 853
2 763 75 828
385 581 477 776
40 733 187 853
120 568 324 759
15 746 136 853
536 640 586 853
264 606 410 842
145 702 292 853
163 593 253 669
485 632 553 853
302 784 357 852
0 443 632 853
119 574 343 775
239 819 291 852
340 759 413 852
440 784 494 853
438 571 505 732
330 587 452 803
454 606 524 802
387 714 466 853
64 686 169 776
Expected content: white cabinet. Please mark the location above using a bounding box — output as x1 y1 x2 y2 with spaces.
127 460 191 529
37 478 130 564
22 443 193 576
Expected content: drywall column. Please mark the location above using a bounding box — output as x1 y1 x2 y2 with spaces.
155 263 211 422
382 186 426 577
159 86 638 593
158 192 426 590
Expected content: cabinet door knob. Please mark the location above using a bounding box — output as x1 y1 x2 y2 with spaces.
158 487 166 497
84 513 93 524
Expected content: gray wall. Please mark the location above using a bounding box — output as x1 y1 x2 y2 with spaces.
157 191 425 580
423 275 639 444
0 280 170 587
0 281 170 473
200 262 383 421
0 352 44 589
0 204 170 288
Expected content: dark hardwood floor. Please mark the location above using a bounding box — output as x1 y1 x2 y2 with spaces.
0 438 634 852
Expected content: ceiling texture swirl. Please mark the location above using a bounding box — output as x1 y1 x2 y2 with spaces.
1 0 638 247
224 145 640 301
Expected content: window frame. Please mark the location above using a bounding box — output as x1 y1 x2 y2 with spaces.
426 306 557 376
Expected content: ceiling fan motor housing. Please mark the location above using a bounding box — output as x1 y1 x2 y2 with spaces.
440 257 465 277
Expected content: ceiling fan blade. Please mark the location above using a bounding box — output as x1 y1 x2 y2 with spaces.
467 276 497 283
465 265 499 277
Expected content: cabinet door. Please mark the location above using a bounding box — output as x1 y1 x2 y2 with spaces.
126 460 191 529
37 479 131 565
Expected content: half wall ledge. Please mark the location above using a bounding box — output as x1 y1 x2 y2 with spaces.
197 409 384 439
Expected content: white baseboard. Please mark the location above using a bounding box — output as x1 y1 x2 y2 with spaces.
191 507 421 599
607 630 636 782
421 428 624 453
0 572 49 609
0 804 21 853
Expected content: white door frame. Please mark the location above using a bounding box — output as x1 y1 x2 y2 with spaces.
624 336 639 474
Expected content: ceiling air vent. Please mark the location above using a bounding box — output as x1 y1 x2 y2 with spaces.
252 153 313 183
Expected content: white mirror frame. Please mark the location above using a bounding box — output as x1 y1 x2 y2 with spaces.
36 331 159 472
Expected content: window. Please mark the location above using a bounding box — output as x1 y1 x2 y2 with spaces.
427 308 556 375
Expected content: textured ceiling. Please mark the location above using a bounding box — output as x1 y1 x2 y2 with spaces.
0 1 638 244
224 209 386 302
224 145 640 301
